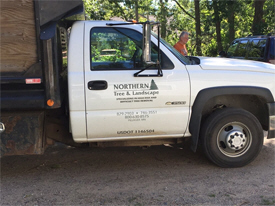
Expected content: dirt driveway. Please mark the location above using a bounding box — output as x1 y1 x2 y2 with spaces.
1 138 275 205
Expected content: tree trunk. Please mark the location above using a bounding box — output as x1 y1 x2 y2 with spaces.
228 0 235 43
213 0 223 52
160 0 167 38
194 0 202 56
252 0 266 35
135 0 138 21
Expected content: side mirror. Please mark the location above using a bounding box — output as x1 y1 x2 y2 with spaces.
219 51 226 57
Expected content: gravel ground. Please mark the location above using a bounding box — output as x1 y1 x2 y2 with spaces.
1 138 275 205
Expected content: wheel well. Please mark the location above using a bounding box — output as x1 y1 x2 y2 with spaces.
201 95 269 131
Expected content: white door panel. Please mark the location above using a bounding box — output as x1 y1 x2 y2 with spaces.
84 22 190 141
85 71 189 140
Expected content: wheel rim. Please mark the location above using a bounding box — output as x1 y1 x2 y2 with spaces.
217 122 252 157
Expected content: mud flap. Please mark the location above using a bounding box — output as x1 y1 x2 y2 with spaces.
0 111 45 157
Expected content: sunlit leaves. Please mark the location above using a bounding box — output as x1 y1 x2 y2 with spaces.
84 0 274 57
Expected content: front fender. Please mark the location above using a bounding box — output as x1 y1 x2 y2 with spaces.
189 86 274 152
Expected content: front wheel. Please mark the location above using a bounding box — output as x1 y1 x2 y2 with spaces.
201 108 263 167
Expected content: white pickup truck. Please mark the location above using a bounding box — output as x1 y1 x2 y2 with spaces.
65 21 275 167
1 0 274 167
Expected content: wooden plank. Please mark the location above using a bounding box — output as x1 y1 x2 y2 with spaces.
0 60 37 73
0 0 37 73
1 38 37 51
1 26 37 37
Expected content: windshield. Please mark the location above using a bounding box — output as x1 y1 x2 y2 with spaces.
152 32 192 65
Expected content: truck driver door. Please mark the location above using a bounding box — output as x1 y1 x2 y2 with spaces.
84 22 190 141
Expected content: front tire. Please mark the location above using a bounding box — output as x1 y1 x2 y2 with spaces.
201 108 263 167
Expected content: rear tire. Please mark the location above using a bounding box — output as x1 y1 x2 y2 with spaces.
201 108 263 167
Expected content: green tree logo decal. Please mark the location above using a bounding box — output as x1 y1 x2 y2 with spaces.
150 79 158 90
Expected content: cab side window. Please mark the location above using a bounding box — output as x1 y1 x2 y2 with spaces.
90 27 174 70
234 40 248 58
247 39 266 61
227 41 239 57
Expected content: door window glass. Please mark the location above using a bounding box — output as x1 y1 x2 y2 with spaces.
234 40 248 57
227 40 239 57
247 39 266 60
90 27 174 70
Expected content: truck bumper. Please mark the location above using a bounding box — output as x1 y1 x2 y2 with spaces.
267 103 275 139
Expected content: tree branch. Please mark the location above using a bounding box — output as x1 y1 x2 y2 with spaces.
173 0 195 20
113 1 128 21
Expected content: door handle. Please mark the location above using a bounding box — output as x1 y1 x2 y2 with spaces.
88 80 108 90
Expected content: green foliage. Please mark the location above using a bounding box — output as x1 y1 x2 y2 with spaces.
263 0 275 34
84 0 156 21
91 30 137 64
84 0 274 57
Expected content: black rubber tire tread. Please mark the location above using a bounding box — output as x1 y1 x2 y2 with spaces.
201 108 263 168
